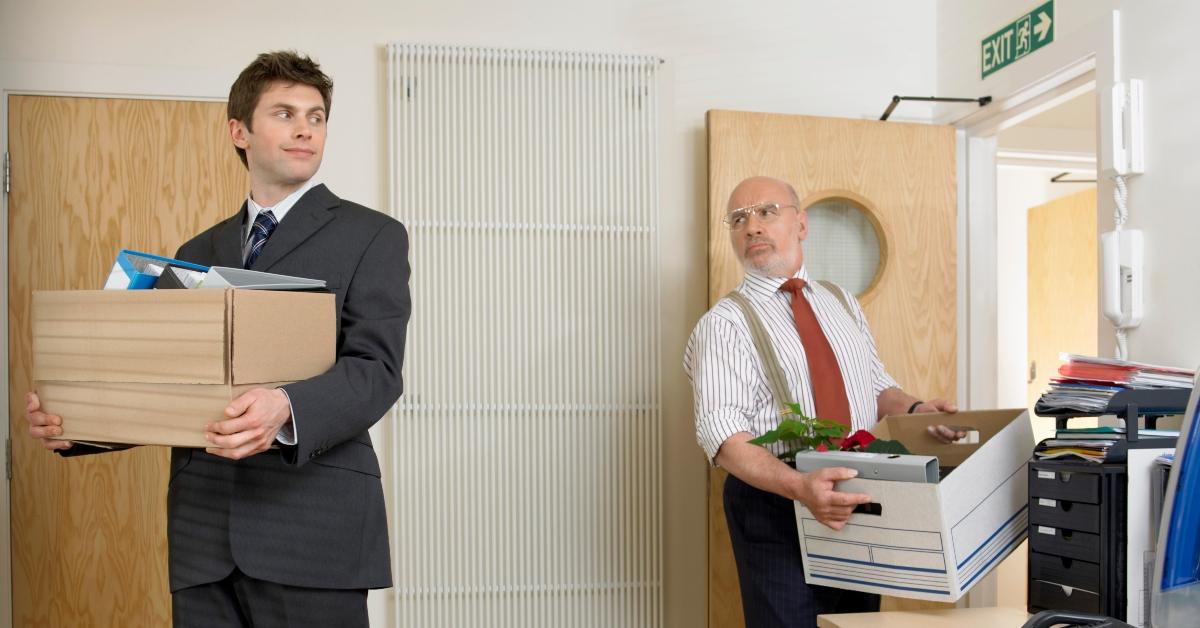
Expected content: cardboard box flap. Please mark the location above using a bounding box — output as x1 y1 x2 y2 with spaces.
230 290 336 384
873 409 1025 468
32 290 228 384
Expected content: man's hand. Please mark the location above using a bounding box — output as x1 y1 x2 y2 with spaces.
205 388 292 460
910 399 968 444
793 467 872 531
25 392 73 451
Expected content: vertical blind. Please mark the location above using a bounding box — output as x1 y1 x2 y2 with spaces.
386 43 662 627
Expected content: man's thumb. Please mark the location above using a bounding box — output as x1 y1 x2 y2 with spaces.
824 467 859 482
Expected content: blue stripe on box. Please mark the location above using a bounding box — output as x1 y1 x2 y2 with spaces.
807 553 947 574
810 574 949 596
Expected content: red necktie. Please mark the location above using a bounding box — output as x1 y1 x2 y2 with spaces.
779 279 852 428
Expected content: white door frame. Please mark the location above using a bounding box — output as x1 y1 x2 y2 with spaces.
952 10 1118 413
949 11 1119 608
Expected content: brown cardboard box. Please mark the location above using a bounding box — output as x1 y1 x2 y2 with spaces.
32 289 335 447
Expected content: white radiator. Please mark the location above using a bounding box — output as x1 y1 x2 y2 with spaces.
386 43 662 627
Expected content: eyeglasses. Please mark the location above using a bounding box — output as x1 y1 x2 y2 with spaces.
722 202 798 230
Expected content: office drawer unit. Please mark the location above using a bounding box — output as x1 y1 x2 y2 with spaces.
1029 526 1102 562
1029 578 1103 614
1027 460 1128 620
1029 496 1102 533
1030 552 1101 592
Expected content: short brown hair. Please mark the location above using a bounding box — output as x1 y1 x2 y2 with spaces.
227 51 333 167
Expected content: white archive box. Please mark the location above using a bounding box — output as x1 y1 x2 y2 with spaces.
793 409 1035 602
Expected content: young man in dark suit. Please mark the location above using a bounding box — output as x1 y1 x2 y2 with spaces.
26 51 411 627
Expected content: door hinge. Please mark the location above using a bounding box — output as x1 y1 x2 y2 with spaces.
5 437 11 481
3 151 9 195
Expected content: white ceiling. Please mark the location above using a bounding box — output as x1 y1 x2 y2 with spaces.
1018 92 1096 130
997 91 1096 156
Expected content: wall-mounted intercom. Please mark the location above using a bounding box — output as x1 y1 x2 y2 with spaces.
1101 228 1143 329
1111 79 1144 175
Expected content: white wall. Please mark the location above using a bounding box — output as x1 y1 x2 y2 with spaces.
1 2 938 625
938 0 1199 371
937 0 1114 122
1113 1 1200 367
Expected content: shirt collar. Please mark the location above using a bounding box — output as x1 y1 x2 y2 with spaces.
740 265 810 300
246 179 318 228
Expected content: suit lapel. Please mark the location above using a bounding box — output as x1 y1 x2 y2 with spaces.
213 203 248 268
251 184 338 271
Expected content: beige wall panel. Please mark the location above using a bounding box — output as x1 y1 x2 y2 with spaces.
8 95 246 627
705 110 957 626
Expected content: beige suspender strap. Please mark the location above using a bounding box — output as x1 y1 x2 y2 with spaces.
725 291 794 409
815 279 854 321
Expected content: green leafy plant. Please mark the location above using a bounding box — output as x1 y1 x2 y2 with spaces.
748 403 915 461
748 403 847 461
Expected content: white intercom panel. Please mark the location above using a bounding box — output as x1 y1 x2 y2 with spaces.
1101 228 1143 328
1111 79 1145 175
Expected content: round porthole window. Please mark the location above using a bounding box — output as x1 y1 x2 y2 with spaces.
802 195 885 297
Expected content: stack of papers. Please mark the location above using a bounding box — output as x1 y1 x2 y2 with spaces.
1034 439 1115 463
1058 353 1194 389
1034 354 1195 415
1034 427 1178 463
1056 426 1179 439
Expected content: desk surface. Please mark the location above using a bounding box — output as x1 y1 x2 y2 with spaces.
817 606 1029 628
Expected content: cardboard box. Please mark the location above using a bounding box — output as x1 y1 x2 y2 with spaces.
794 409 1035 602
33 289 335 447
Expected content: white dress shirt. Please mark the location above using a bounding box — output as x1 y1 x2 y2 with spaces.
242 178 318 261
243 179 318 446
684 266 898 463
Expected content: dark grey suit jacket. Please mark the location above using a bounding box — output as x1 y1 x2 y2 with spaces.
164 184 410 591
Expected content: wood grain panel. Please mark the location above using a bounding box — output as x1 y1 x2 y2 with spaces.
9 95 246 627
1026 188 1098 415
705 110 958 626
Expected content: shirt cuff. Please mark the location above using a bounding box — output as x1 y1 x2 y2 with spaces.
274 387 299 446
697 408 753 466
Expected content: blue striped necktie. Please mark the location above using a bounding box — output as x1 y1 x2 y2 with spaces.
244 209 278 269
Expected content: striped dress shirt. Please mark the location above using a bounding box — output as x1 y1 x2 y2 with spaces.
684 266 898 463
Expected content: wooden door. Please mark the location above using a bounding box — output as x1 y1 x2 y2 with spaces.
705 111 957 626
8 95 245 626
993 187 1098 610
1026 187 1099 419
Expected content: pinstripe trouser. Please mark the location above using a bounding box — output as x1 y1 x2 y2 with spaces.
724 474 879 628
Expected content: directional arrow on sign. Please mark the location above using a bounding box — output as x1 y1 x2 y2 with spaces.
1035 11 1052 41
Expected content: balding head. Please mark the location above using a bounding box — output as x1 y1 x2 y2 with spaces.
725 176 807 277
727 176 800 213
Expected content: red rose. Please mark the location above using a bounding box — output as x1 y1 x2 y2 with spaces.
840 429 876 451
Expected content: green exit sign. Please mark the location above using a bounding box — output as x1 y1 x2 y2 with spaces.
982 1 1055 78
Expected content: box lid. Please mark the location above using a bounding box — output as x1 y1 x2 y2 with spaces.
33 289 337 386
873 409 1027 468
33 290 228 384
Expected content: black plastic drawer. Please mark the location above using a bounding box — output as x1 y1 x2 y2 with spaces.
1029 525 1102 562
1029 551 1101 592
1029 467 1101 503
1030 578 1101 614
1029 496 1101 534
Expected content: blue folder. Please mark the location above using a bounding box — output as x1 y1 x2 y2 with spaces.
103 249 210 290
